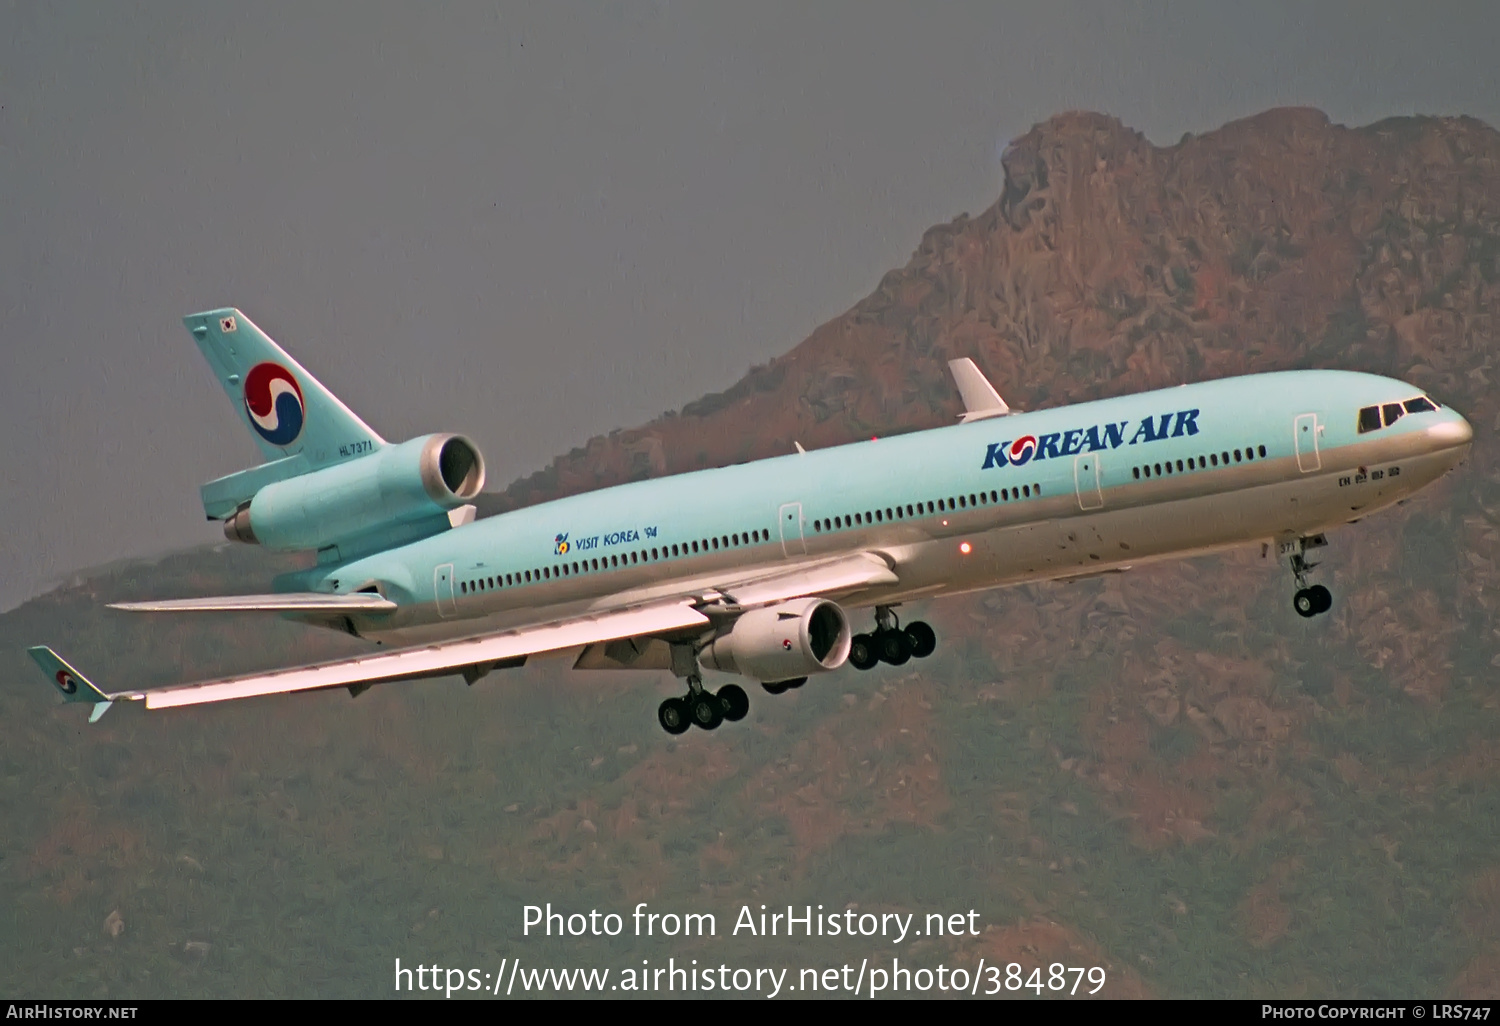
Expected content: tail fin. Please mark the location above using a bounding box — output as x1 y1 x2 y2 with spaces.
185 309 386 467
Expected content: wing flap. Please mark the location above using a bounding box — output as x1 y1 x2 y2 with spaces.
109 592 398 613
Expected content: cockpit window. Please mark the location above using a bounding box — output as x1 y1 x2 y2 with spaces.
1404 396 1437 414
1382 403 1405 427
1357 406 1381 433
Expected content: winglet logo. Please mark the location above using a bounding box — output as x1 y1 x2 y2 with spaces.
243 362 306 447
554 533 571 556
55 670 77 695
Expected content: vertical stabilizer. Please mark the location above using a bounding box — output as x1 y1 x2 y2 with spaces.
185 309 386 468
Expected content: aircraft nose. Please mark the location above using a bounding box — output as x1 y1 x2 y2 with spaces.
1427 409 1473 449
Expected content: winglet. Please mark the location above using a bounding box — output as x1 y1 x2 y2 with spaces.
28 647 125 722
948 358 1012 421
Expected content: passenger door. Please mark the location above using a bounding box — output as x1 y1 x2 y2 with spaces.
434 563 456 617
1294 413 1321 473
1073 454 1103 510
778 502 806 557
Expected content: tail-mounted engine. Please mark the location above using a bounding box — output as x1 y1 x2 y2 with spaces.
699 598 851 682
222 433 484 551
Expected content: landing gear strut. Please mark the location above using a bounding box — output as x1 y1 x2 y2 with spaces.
1279 534 1333 618
658 645 750 734
850 607 937 670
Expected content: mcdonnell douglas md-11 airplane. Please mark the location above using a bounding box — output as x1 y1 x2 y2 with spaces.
31 309 1473 734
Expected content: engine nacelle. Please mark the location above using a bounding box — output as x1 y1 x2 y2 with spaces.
223 433 485 551
699 598 851 682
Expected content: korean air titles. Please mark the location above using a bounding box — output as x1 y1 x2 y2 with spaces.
982 408 1201 469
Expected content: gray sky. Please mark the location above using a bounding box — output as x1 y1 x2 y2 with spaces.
2 1 1497 611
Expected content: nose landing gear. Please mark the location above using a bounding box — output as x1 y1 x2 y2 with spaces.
1279 534 1334 618
850 607 937 670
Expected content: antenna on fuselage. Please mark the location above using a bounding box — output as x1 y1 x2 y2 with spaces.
948 358 1014 421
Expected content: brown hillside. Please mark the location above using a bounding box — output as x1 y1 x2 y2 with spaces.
487 106 1498 509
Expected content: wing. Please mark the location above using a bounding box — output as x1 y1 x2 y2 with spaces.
38 551 900 718
109 592 397 613
700 551 898 609
31 600 709 714
948 357 1011 421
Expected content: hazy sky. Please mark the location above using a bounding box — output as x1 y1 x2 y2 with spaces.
2 2 1497 611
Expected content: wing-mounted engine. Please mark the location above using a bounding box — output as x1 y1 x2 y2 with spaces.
699 598 851 682
221 433 485 553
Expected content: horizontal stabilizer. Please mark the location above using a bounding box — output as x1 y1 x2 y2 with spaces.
948 358 1012 421
109 592 398 613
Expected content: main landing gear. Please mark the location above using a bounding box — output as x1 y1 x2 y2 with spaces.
849 607 937 671
658 643 749 735
658 675 749 735
1279 534 1333 619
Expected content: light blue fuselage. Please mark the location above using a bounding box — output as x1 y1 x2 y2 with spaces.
319 370 1472 645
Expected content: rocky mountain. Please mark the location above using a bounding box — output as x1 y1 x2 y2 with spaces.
488 107 1497 512
3 108 1498 999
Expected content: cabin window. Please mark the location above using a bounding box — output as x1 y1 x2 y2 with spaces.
1258 444 1267 457
630 551 638 564
1019 485 1028 497
1133 467 1140 480
875 509 883 522
732 533 739 545
1358 405 1381 433
690 540 698 553
1404 396 1436 414
886 508 894 520
1231 449 1240 463
1382 403 1404 427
